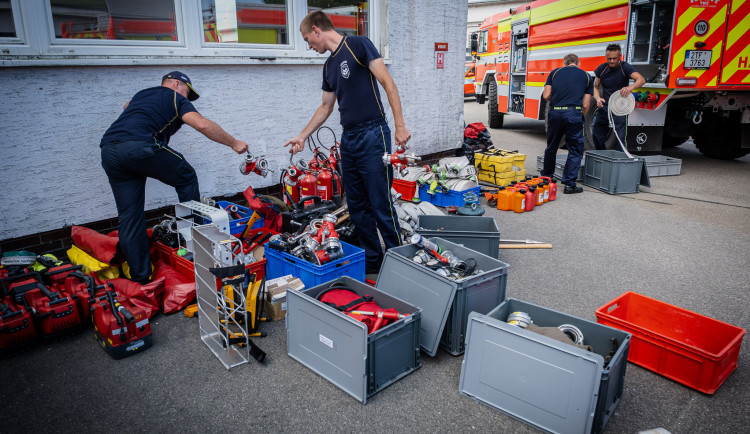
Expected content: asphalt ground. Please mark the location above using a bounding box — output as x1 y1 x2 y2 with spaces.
1 101 748 433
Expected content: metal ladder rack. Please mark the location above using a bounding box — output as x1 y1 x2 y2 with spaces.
192 225 250 369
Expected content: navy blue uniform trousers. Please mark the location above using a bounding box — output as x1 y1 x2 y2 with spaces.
542 109 585 187
101 140 199 282
340 118 402 270
592 105 628 152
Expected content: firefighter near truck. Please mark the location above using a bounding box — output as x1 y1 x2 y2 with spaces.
470 0 750 160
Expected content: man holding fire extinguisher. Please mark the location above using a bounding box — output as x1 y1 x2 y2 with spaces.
284 11 410 275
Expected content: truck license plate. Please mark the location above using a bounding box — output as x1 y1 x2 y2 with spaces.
684 50 711 69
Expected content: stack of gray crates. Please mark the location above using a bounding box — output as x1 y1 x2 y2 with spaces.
377 237 509 356
416 215 500 259
286 276 422 403
582 150 650 194
459 298 631 433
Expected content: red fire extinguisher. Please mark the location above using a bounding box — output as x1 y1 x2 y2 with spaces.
317 168 333 201
281 159 308 207
299 170 318 207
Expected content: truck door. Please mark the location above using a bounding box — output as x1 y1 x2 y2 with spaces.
719 0 750 85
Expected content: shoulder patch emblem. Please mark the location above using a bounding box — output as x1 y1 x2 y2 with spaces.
340 60 350 79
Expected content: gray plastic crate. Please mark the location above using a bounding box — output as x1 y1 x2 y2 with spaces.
582 150 649 194
416 215 500 258
459 298 631 434
376 237 509 356
536 154 584 181
286 276 421 404
639 155 682 177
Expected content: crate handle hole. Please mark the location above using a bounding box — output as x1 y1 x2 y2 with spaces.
334 260 352 269
607 303 619 313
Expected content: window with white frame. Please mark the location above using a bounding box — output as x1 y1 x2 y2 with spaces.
50 0 178 41
0 0 383 64
0 0 16 38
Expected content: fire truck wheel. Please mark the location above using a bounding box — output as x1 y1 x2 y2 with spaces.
694 111 749 160
661 133 688 148
487 81 504 129
583 107 617 151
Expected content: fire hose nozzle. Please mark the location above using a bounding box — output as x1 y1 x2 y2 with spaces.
240 153 272 177
350 310 410 320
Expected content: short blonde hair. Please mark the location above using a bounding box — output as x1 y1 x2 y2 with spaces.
301 11 334 33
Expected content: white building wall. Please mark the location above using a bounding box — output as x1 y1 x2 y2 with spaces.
0 0 468 241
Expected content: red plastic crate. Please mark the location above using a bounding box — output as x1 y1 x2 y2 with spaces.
154 231 271 284
153 242 177 267
392 179 417 201
595 291 746 394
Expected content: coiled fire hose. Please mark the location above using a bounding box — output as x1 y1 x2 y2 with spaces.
607 91 637 158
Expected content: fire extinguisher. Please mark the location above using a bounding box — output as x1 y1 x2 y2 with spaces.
299 169 318 207
316 168 333 201
280 158 308 207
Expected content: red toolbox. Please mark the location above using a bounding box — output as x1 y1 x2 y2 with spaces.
595 291 745 394
92 290 152 359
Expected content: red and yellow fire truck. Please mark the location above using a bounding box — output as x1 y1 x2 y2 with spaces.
465 60 477 99
470 0 750 159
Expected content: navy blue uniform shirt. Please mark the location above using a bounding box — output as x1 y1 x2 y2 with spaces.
322 35 385 128
594 61 637 102
545 65 594 108
100 86 197 146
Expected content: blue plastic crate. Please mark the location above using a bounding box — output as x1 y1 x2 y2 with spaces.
418 185 480 208
265 240 365 287
215 200 264 235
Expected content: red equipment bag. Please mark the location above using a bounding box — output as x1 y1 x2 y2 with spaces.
317 288 398 334
152 259 194 314
464 122 488 139
105 277 165 319
243 186 283 232
0 298 37 355
71 226 122 265
91 290 152 359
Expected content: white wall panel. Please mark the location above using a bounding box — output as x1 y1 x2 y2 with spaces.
0 0 467 240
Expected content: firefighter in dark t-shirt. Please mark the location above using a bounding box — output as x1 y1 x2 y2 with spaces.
592 44 646 151
284 11 410 276
100 71 248 284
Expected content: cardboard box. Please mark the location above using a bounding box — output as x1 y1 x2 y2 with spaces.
263 298 287 321
266 275 305 303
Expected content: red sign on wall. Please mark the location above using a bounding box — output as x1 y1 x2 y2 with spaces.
435 42 448 51
436 52 444 69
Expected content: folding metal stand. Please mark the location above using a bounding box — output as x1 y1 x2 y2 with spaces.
192 225 250 369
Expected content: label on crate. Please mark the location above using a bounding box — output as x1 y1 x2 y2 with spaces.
319 333 334 349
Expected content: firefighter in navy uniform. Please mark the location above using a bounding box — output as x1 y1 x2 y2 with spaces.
592 44 646 152
100 71 248 284
541 54 594 194
284 11 409 275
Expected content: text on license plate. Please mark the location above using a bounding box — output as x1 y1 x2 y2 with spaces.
684 50 711 69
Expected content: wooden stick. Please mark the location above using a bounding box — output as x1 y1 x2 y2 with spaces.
499 243 552 249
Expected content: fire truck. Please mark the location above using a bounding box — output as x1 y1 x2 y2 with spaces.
470 0 750 159
465 60 477 99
